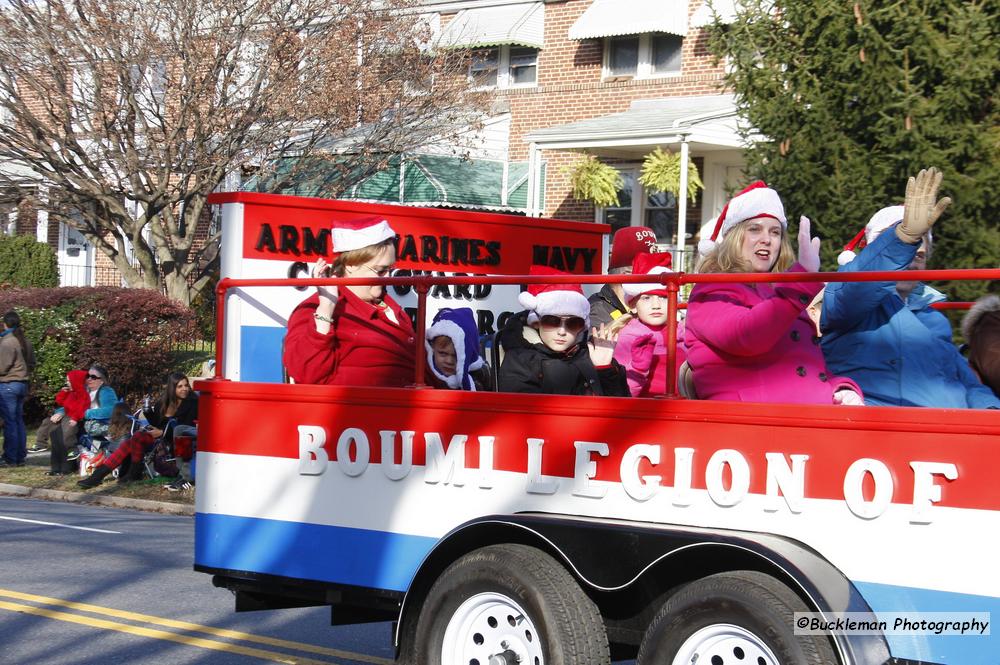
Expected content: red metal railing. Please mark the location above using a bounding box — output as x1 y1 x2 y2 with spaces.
214 268 1000 397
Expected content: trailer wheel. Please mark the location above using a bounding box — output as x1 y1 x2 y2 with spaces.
408 543 609 665
636 571 836 665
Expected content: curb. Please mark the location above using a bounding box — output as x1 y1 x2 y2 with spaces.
0 483 194 516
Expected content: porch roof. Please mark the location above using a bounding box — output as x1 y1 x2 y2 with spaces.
523 94 748 154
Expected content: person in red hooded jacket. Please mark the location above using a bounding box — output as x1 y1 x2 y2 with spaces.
34 369 89 474
283 216 416 387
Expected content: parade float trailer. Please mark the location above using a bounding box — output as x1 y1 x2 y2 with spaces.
195 192 998 665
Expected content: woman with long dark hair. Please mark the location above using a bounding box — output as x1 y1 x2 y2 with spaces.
0 310 35 466
78 371 198 488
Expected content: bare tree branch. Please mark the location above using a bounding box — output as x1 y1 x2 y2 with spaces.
0 0 487 304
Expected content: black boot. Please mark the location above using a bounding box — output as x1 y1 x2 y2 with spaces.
77 465 112 489
117 458 133 484
128 458 145 482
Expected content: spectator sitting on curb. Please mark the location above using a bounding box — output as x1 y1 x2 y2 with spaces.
40 370 90 475
78 371 198 490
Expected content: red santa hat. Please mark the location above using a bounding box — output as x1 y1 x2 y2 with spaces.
518 265 590 323
837 205 907 266
622 252 673 303
332 215 396 253
698 181 786 256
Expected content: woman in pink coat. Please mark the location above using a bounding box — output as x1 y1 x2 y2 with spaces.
685 182 862 404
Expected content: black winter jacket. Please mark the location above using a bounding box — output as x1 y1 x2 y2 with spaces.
144 394 199 431
497 312 628 396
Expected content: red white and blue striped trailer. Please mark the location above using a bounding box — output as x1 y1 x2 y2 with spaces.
195 193 998 665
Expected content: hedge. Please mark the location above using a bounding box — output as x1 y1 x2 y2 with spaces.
0 287 197 422
0 235 59 288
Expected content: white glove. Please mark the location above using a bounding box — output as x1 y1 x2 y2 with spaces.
833 389 864 406
797 216 821 273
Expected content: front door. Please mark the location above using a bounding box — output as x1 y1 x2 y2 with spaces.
58 222 94 286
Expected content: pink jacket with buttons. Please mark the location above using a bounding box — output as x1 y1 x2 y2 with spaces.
612 318 687 397
684 264 862 403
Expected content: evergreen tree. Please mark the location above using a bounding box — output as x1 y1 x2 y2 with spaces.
707 0 999 300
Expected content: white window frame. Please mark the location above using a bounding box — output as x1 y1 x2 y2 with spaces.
603 33 683 80
596 165 642 226
595 165 680 247
468 45 538 90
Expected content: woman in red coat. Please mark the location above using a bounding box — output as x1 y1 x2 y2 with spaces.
283 216 416 387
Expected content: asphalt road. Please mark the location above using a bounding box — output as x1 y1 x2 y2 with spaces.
0 497 396 665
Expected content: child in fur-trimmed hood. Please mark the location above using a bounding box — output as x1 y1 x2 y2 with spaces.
426 307 491 391
962 294 1000 398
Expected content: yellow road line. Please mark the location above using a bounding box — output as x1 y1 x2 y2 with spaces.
0 600 340 664
0 589 394 665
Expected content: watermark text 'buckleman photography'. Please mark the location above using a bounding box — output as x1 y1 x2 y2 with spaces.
794 612 990 636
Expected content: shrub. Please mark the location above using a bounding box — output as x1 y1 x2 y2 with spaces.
0 287 197 419
0 235 59 288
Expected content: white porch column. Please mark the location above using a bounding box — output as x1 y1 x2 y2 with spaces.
676 136 690 272
35 185 49 243
526 142 540 217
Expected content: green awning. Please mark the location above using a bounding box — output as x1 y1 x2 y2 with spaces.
247 154 543 213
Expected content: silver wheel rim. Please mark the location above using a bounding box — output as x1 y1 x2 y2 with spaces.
671 623 780 665
441 592 544 665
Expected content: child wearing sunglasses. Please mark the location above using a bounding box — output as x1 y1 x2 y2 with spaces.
611 252 687 397
497 266 627 396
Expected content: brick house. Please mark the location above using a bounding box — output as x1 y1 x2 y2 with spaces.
327 0 745 271
5 0 745 284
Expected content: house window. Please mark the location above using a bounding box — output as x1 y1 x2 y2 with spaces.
601 170 635 237
508 46 538 85
469 45 539 88
652 34 683 74
608 37 640 77
470 48 500 87
645 190 677 243
598 168 678 246
604 33 684 79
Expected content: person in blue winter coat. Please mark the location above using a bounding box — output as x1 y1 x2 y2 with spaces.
821 168 1000 409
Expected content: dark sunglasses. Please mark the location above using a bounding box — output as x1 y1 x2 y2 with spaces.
539 315 586 334
87 374 103 380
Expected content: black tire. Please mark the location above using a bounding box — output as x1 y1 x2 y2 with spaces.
406 543 609 665
636 570 837 665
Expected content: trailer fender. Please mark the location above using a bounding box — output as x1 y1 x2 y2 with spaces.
396 513 892 665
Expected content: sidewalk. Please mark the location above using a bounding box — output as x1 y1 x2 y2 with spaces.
0 482 194 515
0 450 194 516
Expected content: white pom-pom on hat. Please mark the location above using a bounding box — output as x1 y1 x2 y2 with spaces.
518 291 538 311
838 206 905 265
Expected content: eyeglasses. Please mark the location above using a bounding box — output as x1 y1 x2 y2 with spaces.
87 374 103 380
359 264 393 277
539 315 586 334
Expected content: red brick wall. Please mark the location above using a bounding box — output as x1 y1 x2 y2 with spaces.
499 0 726 220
